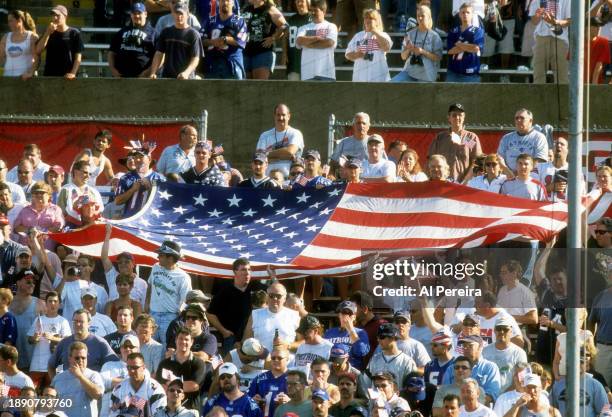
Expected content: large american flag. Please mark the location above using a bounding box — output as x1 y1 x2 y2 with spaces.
52 181 568 278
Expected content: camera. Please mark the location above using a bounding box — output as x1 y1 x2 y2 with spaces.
552 24 563 36
553 169 568 183
363 52 374 61
409 55 424 66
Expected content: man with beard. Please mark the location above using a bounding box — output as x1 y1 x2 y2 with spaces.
201 0 247 79
202 362 263 417
108 3 157 78
273 370 312 417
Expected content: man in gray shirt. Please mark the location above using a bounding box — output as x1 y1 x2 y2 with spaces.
330 112 372 177
52 341 104 417
497 108 549 172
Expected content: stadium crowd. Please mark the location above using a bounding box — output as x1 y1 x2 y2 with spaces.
0 103 610 417
0 0 611 82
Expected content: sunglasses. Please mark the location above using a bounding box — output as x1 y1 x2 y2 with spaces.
595 230 608 235
127 365 142 370
268 293 284 300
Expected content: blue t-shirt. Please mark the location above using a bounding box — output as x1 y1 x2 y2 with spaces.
0 311 18 345
53 368 105 417
248 371 287 417
424 357 455 386
447 25 485 75
116 170 165 218
441 356 501 400
552 373 609 417
323 327 370 370
202 392 263 417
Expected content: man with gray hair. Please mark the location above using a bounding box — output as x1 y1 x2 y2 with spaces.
362 134 395 183
497 109 549 173
330 112 372 176
458 378 496 416
242 281 300 351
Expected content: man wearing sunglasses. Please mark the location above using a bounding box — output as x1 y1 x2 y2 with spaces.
202 362 263 417
431 356 486 417
109 352 167 417
242 282 300 352
482 316 528 393
154 379 196 417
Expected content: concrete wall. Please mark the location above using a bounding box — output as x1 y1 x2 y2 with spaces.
1 78 610 166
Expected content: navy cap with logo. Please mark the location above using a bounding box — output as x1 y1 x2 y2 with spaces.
157 240 182 258
349 406 369 417
131 2 146 13
404 375 426 401
377 323 399 339
336 300 357 314
329 343 350 358
311 389 330 401
448 103 465 113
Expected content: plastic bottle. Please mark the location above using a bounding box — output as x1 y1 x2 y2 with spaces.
399 15 407 33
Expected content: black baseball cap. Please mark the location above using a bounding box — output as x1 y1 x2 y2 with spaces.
448 103 465 113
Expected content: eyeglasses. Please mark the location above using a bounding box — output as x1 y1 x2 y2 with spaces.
168 388 183 393
127 365 143 370
271 356 286 361
515 116 526 120
219 374 233 380
454 365 470 370
268 293 284 300
595 230 608 235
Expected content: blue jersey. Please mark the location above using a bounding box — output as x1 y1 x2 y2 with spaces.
424 357 455 386
202 392 263 417
247 371 287 417
201 14 247 60
292 174 333 189
116 170 165 218
0 311 18 345
447 25 485 75
323 327 370 370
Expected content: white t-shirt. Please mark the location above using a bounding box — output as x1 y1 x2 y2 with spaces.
251 306 300 352
256 126 305 176
229 349 266 392
345 30 392 82
293 339 333 378
105 267 148 308
297 20 338 80
497 283 537 317
61 279 90 320
467 175 507 194
362 159 396 181
458 403 498 417
89 312 118 337
5 370 35 390
27 315 72 372
493 390 549 417
478 310 522 346
148 264 192 314
529 0 571 42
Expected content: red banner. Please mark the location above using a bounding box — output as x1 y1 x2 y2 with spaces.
0 122 187 176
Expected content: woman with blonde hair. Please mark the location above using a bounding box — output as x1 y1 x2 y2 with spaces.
396 148 428 182
392 5 443 82
345 9 392 82
0 10 39 79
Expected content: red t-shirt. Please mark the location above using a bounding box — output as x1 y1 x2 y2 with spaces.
587 36 611 84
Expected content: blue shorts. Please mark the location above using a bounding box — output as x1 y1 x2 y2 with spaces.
244 50 276 72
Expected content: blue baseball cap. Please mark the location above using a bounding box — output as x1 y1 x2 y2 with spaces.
404 375 426 401
312 389 330 401
131 3 146 13
329 343 350 358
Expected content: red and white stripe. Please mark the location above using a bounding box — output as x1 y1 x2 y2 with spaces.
51 182 569 279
